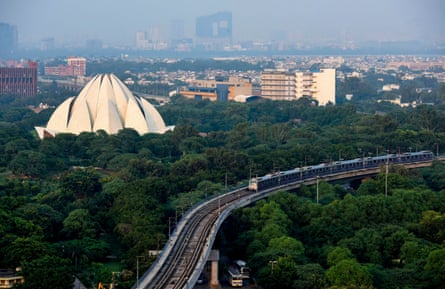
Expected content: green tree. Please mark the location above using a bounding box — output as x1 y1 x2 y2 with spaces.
9 150 47 177
259 255 298 289
110 179 166 255
381 226 416 266
59 168 102 199
293 263 327 289
3 138 31 162
327 247 354 267
417 210 445 244
424 248 445 287
422 161 445 191
338 228 384 264
62 209 97 239
59 238 109 270
257 223 288 245
16 203 64 240
227 122 253 149
170 154 209 178
4 237 50 267
17 256 74 289
326 259 373 288
267 236 305 262
400 240 431 267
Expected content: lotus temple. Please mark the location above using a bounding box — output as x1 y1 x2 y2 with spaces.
35 73 173 139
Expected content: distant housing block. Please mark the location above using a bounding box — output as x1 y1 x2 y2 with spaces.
44 56 86 77
261 68 336 105
179 76 252 101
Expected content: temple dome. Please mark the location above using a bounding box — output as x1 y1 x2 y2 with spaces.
36 74 172 139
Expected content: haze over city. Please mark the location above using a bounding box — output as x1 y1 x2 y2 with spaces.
1 0 444 47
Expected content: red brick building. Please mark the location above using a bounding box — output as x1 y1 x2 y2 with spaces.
0 60 38 97
44 57 86 77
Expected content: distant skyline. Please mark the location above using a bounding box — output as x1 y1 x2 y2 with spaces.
0 0 444 47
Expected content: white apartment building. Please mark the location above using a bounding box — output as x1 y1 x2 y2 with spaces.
261 68 336 105
260 69 296 101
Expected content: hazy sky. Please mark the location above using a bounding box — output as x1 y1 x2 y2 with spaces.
0 0 444 46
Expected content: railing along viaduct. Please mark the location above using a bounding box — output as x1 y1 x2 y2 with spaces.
134 157 444 289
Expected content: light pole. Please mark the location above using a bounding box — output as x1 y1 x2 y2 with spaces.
168 217 176 238
269 260 277 273
299 162 303 180
111 272 120 289
385 152 389 197
358 148 365 168
136 256 144 289
316 176 320 204
175 205 184 223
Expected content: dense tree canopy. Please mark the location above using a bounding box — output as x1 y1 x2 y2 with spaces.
1 82 445 288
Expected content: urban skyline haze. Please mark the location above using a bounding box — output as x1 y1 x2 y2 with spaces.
0 0 444 47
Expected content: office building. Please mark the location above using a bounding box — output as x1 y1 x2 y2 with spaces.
44 57 86 77
195 12 232 49
179 76 252 102
261 69 336 105
0 60 38 97
0 23 18 56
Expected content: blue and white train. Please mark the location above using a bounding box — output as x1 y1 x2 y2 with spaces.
248 151 434 191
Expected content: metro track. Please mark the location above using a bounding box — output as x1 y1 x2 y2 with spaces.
144 188 251 289
137 155 443 289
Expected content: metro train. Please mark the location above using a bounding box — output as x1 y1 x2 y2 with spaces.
248 151 434 192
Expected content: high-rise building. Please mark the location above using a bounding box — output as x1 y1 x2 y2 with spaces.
40 38 55 51
0 61 38 97
195 12 232 49
136 31 148 49
149 26 160 43
170 20 185 41
86 39 103 51
261 69 336 105
136 29 167 50
0 23 18 56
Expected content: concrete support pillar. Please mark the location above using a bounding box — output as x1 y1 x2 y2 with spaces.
210 260 219 288
208 249 220 289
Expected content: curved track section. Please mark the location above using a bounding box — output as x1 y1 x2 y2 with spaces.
136 188 251 289
135 156 441 289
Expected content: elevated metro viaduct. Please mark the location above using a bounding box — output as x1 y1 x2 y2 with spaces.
134 157 444 289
